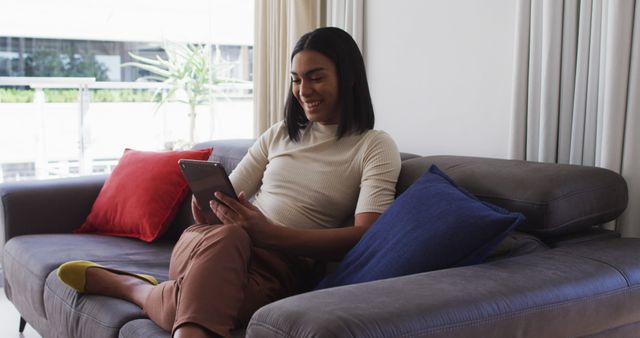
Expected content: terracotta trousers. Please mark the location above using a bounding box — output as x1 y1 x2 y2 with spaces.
142 224 311 337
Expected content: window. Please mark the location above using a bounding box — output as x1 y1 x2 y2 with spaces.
0 0 254 183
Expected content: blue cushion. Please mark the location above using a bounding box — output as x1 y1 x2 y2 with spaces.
315 165 525 289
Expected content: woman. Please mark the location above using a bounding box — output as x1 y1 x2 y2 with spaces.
57 27 401 338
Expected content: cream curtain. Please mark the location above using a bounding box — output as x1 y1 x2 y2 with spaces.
253 0 324 136
509 0 640 236
326 0 364 51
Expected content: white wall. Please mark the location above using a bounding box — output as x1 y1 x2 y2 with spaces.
365 0 517 158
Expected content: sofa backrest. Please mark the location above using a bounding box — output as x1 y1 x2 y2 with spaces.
399 156 628 239
162 139 628 242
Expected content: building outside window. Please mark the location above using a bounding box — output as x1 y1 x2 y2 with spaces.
0 0 254 183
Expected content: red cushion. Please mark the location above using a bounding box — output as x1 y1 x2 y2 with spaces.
75 148 213 242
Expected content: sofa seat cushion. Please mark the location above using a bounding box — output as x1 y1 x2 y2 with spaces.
119 319 247 338
248 238 640 338
119 319 171 338
3 233 172 331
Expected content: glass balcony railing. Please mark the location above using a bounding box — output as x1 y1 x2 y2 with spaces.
0 77 253 183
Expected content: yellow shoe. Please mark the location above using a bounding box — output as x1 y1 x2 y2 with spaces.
57 260 158 293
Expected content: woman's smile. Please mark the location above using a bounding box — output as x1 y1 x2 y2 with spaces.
303 100 322 112
291 50 340 124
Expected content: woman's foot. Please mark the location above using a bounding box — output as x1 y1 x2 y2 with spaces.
57 260 157 308
85 267 154 307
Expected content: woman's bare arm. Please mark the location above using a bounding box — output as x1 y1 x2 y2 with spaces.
211 192 380 261
258 212 379 260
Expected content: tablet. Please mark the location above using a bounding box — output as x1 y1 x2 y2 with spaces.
178 159 238 225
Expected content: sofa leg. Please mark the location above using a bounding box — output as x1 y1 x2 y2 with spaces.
19 317 26 332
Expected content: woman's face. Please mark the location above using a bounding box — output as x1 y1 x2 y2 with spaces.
291 50 340 125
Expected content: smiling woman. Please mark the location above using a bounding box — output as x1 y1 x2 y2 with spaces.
55 27 402 338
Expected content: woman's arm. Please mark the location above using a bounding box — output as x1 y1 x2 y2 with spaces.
260 212 380 260
192 129 274 224
212 192 380 261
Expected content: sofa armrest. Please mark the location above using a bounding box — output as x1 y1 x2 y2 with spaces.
247 238 640 338
1 175 106 244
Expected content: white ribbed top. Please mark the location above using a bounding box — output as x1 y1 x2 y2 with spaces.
229 121 401 229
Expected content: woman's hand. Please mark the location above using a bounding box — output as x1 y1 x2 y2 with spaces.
210 191 276 247
191 195 207 224
211 193 382 260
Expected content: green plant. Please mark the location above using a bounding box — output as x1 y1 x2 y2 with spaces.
121 42 239 145
0 89 34 103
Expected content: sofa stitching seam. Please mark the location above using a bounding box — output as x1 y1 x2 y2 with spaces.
3 248 167 278
557 252 632 286
547 181 627 203
397 285 637 337
3 249 45 287
248 321 299 338
44 278 140 329
2 247 50 320
471 181 626 206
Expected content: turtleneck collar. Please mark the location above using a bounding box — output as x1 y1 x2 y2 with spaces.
310 122 339 135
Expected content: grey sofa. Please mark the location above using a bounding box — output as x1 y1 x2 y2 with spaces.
2 139 638 338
